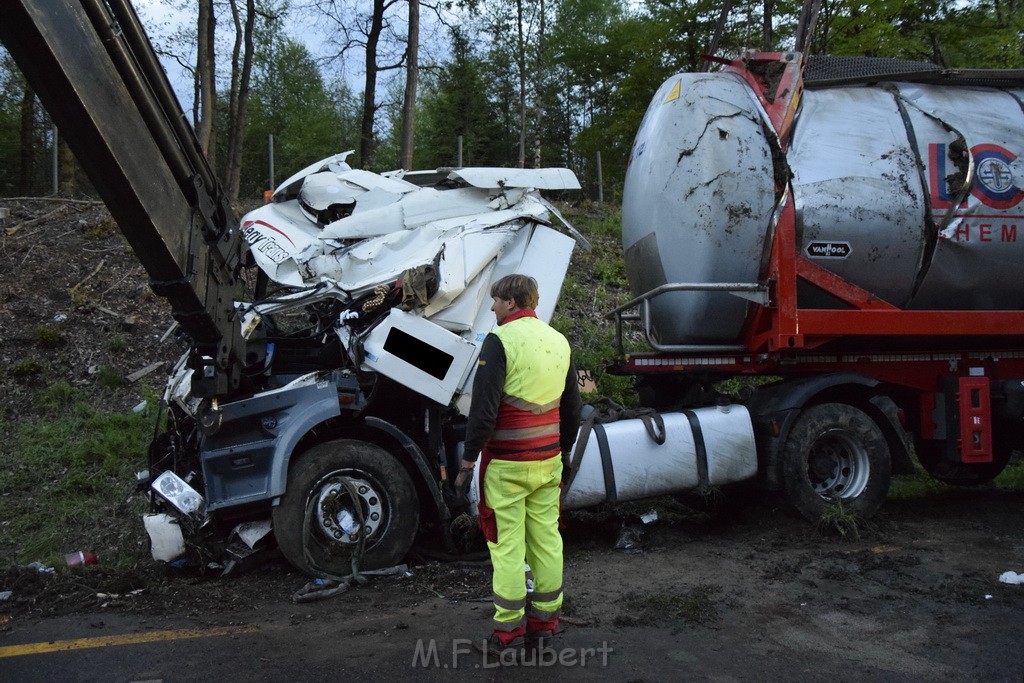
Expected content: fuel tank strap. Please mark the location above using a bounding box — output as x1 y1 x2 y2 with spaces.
593 424 617 504
682 410 710 489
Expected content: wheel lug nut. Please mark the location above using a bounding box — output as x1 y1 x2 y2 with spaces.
370 512 379 521
359 486 368 494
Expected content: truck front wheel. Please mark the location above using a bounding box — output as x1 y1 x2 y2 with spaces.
273 439 419 577
781 403 891 521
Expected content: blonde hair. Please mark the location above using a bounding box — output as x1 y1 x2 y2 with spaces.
490 274 539 309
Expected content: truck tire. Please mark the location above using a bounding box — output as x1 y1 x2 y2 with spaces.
273 439 419 577
781 403 891 521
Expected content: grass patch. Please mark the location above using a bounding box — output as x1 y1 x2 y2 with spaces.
32 324 63 347
84 214 117 239
888 459 1024 501
617 585 721 629
108 335 128 354
0 382 153 568
575 202 622 239
12 358 45 376
816 501 862 539
97 364 125 389
888 471 952 500
995 460 1024 489
553 203 638 406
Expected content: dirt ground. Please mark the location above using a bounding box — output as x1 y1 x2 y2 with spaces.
2 199 1023 679
2 488 1023 679
1 199 179 419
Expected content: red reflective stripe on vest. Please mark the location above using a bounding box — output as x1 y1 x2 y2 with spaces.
487 402 561 459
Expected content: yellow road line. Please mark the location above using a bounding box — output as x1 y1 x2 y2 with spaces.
0 624 259 658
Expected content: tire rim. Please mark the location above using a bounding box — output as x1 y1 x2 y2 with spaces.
314 471 387 546
806 428 871 500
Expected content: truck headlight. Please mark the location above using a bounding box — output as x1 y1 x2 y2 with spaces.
152 471 206 518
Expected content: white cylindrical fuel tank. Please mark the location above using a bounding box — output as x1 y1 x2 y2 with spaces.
560 405 758 511
623 66 1024 345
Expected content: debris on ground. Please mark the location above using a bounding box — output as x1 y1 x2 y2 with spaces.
998 571 1022 585
292 564 412 603
614 523 644 554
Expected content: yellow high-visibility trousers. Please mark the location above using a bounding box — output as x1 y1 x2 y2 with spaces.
483 456 563 633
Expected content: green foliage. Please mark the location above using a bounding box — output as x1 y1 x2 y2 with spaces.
816 500 862 539
70 287 91 309
108 335 128 354
552 203 638 405
32 324 62 347
83 214 117 239
0 53 25 195
888 471 952 499
416 28 507 168
240 37 360 196
995 461 1024 489
12 357 44 376
36 380 78 411
0 384 153 566
97 364 125 389
817 0 1024 67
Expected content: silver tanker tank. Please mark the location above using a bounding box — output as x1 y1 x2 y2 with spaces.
622 60 1024 346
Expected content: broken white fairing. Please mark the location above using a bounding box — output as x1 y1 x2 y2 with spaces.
235 155 587 411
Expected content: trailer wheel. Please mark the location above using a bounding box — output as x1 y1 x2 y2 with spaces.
273 439 419 577
782 403 891 521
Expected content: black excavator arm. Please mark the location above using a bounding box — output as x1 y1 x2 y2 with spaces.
0 0 247 397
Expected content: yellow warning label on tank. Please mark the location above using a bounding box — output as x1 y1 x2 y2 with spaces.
663 80 681 103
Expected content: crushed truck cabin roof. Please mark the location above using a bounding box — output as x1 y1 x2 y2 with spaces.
241 153 589 291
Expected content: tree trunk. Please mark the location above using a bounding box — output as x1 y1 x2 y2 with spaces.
58 137 77 196
399 0 419 170
19 85 35 195
703 0 733 70
533 0 544 168
763 0 774 51
196 0 217 168
795 0 821 53
225 0 256 203
360 0 386 169
516 0 527 168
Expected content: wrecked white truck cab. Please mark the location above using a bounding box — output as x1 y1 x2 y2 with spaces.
146 155 589 575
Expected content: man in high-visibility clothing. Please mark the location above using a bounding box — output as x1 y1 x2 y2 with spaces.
455 273 582 656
